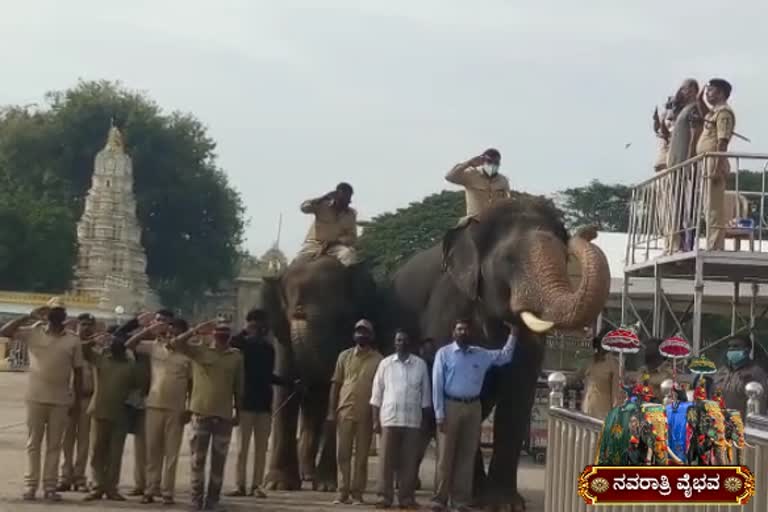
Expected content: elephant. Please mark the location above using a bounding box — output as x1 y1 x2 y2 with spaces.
597 401 671 466
388 198 611 511
260 255 378 491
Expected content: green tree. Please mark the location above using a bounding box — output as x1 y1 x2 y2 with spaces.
358 190 561 281
0 80 245 309
557 180 631 232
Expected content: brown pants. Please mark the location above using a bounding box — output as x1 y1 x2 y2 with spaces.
90 418 127 494
377 427 422 506
337 418 373 499
145 408 185 498
235 411 272 490
433 400 481 508
60 400 91 487
707 174 727 250
132 410 147 491
25 402 69 493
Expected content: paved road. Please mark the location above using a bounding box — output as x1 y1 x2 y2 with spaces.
0 372 544 511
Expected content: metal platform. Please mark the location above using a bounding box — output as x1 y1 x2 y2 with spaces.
621 152 768 356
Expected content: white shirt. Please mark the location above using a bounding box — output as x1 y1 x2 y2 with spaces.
370 353 431 428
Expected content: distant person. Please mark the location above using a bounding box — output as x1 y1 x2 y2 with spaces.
58 313 98 493
297 182 358 266
445 148 510 223
0 299 84 502
664 79 702 252
370 329 431 509
652 101 673 172
172 320 243 512
125 317 192 505
695 79 736 250
431 319 517 512
714 337 768 417
83 331 139 502
229 309 299 499
327 320 383 505
581 335 621 419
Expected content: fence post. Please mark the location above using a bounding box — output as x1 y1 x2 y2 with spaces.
745 381 764 417
548 372 566 409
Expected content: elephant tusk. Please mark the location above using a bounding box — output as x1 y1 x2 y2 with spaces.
521 311 555 333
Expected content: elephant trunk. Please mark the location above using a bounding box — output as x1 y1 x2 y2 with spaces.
515 229 610 331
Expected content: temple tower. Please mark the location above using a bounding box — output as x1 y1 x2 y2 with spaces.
72 125 158 311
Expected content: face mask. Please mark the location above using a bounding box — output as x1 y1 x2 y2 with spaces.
726 350 748 366
481 163 499 176
354 334 371 346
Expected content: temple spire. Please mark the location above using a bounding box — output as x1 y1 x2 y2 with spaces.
273 213 283 249
105 122 124 152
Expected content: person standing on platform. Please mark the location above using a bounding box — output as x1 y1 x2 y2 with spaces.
642 338 674 401
328 319 383 505
172 320 242 511
370 329 431 509
228 309 299 498
58 313 98 493
430 319 517 512
580 334 621 418
714 337 768 417
83 332 139 502
0 299 84 502
125 317 192 505
695 78 736 250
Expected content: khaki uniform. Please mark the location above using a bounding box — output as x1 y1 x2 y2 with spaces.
581 354 621 419
696 104 736 250
332 347 383 500
445 164 510 220
86 349 138 495
17 325 83 494
60 353 94 488
138 341 191 499
178 341 243 507
298 198 358 266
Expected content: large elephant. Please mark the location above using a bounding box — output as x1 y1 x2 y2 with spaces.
260 255 378 491
389 199 610 511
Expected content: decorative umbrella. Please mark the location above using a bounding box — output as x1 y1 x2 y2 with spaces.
689 355 717 375
659 335 692 401
601 328 641 393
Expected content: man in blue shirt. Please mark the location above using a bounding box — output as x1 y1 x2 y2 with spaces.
431 319 517 512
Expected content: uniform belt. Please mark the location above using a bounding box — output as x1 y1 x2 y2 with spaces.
446 395 479 404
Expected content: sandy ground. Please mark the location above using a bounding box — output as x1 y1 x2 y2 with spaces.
0 372 544 511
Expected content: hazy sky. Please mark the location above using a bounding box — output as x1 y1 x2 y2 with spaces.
2 1 766 257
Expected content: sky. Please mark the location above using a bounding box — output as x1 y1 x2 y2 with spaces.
1 1 767 258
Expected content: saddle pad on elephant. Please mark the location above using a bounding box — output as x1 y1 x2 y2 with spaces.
666 401 693 464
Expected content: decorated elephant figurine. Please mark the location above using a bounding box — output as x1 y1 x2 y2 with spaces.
724 409 746 464
596 402 670 466
685 400 729 465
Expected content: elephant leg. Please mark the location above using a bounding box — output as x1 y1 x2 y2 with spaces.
312 397 338 492
264 345 301 490
298 389 328 486
484 339 543 512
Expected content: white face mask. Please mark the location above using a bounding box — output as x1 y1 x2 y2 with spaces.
481 162 500 176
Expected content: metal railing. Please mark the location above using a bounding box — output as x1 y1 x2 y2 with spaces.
626 152 768 267
544 372 767 512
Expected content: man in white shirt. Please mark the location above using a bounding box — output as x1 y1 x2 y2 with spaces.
370 329 431 509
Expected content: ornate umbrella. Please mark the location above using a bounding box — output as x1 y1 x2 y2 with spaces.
659 335 692 401
689 355 717 375
601 328 641 391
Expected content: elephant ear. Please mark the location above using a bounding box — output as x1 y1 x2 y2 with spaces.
261 275 290 344
443 223 481 300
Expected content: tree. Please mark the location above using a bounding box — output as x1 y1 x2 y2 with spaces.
0 81 245 309
557 180 631 232
358 190 561 281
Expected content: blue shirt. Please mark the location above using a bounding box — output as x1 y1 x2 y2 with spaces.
432 335 517 421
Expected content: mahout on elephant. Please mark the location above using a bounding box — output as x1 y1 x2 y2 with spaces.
388 198 611 511
259 253 379 491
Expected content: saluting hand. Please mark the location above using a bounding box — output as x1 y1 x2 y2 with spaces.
193 319 217 336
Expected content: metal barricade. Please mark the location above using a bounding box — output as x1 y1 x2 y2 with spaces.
544 373 767 512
